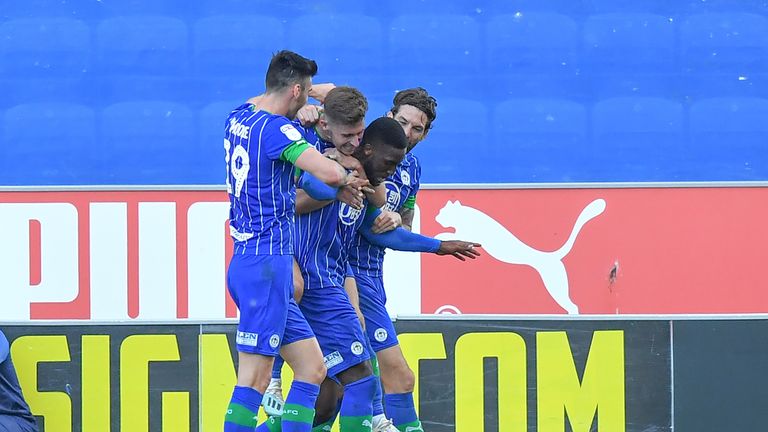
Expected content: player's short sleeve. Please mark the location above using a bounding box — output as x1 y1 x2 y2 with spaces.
403 156 422 209
262 116 310 161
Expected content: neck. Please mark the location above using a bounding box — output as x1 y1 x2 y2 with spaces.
316 125 332 143
251 92 290 117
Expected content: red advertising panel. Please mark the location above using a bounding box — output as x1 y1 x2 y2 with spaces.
1 186 766 321
418 187 768 314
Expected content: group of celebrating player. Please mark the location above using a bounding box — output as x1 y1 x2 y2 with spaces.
222 50 480 432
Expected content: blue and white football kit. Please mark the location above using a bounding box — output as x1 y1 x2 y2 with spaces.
349 153 422 353
224 103 315 357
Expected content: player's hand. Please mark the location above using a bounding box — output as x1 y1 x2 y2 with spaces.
436 241 482 261
325 148 364 173
297 105 322 126
371 210 402 234
336 181 367 210
309 83 336 103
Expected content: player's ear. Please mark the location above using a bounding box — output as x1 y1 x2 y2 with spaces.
385 111 394 119
292 83 302 98
362 142 374 157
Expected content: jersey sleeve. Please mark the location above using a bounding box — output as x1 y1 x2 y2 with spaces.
262 117 310 161
402 156 422 210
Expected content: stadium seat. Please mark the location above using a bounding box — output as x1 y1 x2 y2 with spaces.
479 0 589 17
287 14 384 84
195 0 365 18
98 0 194 19
584 0 677 15
100 101 196 184
96 16 191 104
388 15 481 99
681 13 768 73
582 13 677 98
493 99 588 182
0 0 100 20
681 13 768 99
591 97 685 181
1 103 97 185
411 98 490 183
689 98 768 180
193 15 283 77
487 14 582 101
0 18 90 77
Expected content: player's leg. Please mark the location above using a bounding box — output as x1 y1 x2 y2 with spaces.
344 274 391 432
356 273 422 432
225 254 292 432
263 259 307 417
300 285 376 432
256 300 325 432
311 378 343 431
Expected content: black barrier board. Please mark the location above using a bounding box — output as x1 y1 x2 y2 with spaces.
673 320 768 432
394 320 672 432
3 320 671 431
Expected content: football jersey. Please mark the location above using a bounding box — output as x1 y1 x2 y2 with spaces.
0 331 36 425
348 152 422 276
293 131 368 290
225 104 310 255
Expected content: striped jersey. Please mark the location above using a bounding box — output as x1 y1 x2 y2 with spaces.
225 103 310 255
348 152 422 276
294 132 369 290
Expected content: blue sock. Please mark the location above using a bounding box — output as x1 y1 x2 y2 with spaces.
369 351 384 417
224 386 263 432
339 374 376 431
384 393 420 430
272 356 285 379
282 380 320 432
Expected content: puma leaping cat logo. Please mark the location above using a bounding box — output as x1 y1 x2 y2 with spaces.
435 199 607 314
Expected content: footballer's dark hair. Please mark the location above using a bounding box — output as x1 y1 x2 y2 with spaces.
362 117 408 150
265 50 318 92
390 87 438 130
324 86 368 126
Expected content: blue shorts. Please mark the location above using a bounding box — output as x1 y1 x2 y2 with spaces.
227 254 313 355
299 284 370 379
0 414 38 431
354 272 399 353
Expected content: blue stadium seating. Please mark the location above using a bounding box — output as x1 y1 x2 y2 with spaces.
1 103 96 184
0 18 90 77
100 101 196 184
494 99 588 182
681 13 768 100
95 16 191 104
193 15 283 102
287 14 384 90
487 14 582 100
412 98 490 183
591 97 685 181
2 0 767 184
582 13 677 98
388 15 481 99
689 97 768 180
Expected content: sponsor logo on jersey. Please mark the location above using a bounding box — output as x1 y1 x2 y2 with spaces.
324 351 344 368
280 124 303 142
236 331 258 347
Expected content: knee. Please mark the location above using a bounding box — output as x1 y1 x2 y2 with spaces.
381 361 415 393
303 360 327 385
400 367 415 392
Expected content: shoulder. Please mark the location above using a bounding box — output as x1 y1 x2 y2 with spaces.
263 116 305 141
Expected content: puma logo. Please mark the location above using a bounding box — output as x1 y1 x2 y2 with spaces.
435 199 607 314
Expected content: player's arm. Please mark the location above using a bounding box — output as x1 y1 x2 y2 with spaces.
399 195 417 231
290 147 350 187
295 163 371 212
359 207 482 261
308 83 336 103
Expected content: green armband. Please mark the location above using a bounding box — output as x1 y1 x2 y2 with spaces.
402 195 417 210
280 139 311 164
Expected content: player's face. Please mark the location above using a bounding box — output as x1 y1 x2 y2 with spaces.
326 120 365 156
387 104 429 150
359 144 406 186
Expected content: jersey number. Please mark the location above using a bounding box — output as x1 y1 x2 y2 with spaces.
224 138 250 198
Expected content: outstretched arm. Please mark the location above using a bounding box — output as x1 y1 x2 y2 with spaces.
359 207 481 260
